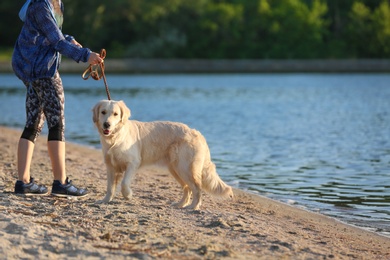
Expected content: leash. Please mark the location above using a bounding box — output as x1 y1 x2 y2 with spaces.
82 49 111 100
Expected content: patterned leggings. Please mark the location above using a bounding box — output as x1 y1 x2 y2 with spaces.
21 72 65 142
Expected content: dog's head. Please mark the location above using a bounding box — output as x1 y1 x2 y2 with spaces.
92 100 131 137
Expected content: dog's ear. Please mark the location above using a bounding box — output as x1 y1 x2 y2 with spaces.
118 100 131 123
92 101 103 123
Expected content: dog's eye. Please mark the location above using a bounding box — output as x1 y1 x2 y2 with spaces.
114 112 118 116
101 111 106 115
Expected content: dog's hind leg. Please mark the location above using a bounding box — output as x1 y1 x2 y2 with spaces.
186 184 202 210
184 160 204 210
168 164 191 208
174 138 204 210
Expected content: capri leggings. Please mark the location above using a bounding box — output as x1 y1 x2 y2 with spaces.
21 72 65 143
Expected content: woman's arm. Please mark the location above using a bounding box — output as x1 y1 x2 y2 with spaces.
31 1 91 63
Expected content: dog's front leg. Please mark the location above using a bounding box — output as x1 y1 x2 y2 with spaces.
97 167 117 203
121 163 139 200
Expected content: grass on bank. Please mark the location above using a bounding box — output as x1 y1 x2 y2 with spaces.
0 48 13 62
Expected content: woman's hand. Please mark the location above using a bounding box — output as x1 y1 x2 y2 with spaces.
71 40 102 64
88 52 103 65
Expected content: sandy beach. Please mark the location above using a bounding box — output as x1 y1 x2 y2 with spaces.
0 126 389 259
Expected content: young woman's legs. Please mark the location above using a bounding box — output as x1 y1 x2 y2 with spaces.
19 73 67 184
17 73 87 196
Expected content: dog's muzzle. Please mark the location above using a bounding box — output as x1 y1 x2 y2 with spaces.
103 122 111 135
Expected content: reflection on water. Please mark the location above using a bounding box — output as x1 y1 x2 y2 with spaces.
1 73 390 236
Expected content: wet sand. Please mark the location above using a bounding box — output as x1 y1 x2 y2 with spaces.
0 126 389 259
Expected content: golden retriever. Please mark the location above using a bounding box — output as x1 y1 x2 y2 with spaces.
92 100 233 210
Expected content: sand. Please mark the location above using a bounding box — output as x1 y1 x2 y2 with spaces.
0 126 389 259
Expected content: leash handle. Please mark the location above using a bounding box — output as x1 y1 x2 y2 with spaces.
82 49 111 100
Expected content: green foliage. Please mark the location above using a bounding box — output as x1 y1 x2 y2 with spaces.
345 1 390 58
254 0 328 58
1 0 390 59
370 1 390 57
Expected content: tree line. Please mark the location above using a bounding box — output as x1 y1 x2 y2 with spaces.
1 0 389 59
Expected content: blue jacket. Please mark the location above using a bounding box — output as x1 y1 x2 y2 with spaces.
12 0 91 82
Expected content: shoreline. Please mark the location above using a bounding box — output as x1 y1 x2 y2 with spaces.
1 59 390 73
1 126 389 259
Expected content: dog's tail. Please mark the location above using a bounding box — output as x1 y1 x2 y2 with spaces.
201 161 234 199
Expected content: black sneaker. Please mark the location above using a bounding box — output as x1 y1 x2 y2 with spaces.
14 178 49 196
51 177 88 197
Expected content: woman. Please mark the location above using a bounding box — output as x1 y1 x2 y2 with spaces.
12 0 103 196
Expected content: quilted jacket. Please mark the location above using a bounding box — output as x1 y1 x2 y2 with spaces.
12 0 91 82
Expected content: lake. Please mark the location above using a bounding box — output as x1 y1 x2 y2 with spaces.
1 72 389 237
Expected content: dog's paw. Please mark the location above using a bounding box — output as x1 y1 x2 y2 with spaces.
122 192 133 200
184 205 201 211
172 202 184 208
121 187 133 200
95 198 111 204
172 201 190 208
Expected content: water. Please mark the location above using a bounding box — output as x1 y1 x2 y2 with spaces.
1 73 390 237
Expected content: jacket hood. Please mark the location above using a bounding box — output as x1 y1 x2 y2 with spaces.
19 0 32 22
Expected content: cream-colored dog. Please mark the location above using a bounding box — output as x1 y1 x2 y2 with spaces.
92 100 233 209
